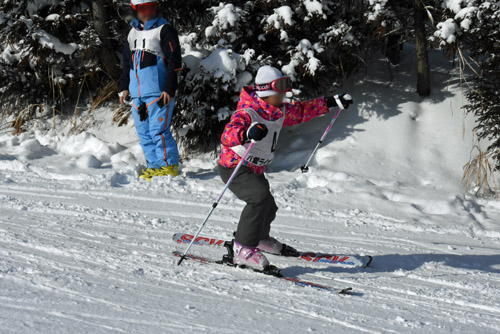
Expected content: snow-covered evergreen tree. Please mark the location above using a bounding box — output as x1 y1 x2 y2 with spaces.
434 0 500 170
0 0 368 151
171 0 368 152
0 0 128 117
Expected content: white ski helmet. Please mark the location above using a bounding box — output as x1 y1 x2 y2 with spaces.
131 0 158 11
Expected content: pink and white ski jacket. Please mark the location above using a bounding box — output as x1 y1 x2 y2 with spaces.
219 86 330 175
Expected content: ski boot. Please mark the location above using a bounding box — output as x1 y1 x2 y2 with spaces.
139 168 159 181
232 240 270 271
158 165 179 177
220 240 282 276
258 236 300 257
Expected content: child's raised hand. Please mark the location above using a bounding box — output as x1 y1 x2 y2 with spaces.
326 94 353 110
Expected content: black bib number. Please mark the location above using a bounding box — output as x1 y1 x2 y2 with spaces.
271 132 277 153
134 38 146 49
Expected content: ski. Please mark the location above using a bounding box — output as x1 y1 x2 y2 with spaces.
172 251 353 294
172 233 373 268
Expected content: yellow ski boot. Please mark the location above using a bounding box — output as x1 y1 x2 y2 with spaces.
139 168 158 181
158 165 179 177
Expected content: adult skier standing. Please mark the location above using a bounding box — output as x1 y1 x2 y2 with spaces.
219 65 353 270
119 0 182 179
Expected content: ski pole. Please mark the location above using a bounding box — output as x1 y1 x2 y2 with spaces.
301 107 343 173
177 141 256 266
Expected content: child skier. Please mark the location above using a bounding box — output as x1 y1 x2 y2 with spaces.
119 0 182 179
219 65 352 270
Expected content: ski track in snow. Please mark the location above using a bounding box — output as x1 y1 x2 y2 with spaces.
1 166 500 334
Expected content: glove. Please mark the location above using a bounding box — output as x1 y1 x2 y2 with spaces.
326 93 353 110
244 122 268 142
138 102 148 122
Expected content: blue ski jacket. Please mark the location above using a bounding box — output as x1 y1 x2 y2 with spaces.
119 16 182 98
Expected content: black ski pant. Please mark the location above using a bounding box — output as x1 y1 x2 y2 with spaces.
219 165 278 247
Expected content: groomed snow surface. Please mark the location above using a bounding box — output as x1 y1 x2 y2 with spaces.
1 51 500 333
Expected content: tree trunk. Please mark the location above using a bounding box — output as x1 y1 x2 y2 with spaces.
415 0 431 97
92 0 120 80
385 33 401 65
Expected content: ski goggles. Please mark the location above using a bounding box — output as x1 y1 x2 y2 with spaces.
256 77 292 94
132 2 159 14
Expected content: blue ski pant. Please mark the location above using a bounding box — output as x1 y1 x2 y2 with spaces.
131 96 179 169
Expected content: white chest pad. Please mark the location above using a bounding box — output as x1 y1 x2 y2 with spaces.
231 108 285 167
128 26 165 58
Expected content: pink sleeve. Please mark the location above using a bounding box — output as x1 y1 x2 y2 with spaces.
283 97 330 127
221 109 252 147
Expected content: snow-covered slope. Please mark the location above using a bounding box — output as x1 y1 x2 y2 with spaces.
1 50 500 334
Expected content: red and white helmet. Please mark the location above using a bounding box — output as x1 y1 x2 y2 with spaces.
131 0 158 11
